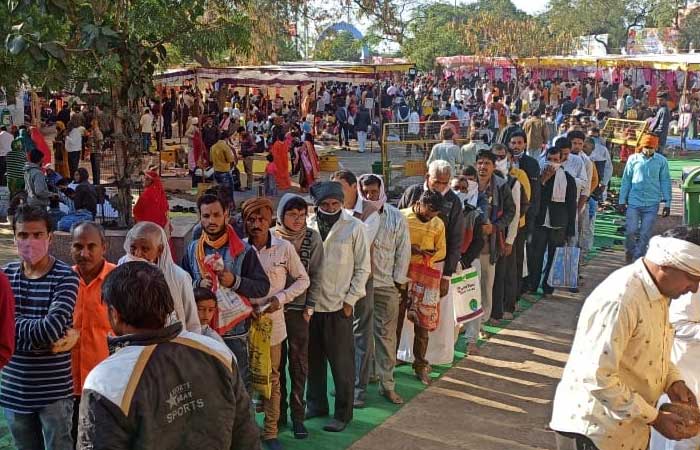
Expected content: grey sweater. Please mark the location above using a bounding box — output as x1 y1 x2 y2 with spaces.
24 162 50 208
273 227 324 311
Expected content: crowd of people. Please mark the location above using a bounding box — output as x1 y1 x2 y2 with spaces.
0 67 691 450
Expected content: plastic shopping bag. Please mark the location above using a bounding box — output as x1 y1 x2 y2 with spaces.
202 253 253 335
407 260 442 332
452 267 484 324
249 316 273 399
547 246 580 289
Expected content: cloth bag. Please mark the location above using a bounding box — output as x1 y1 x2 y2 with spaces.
398 262 456 366
249 316 273 399
547 246 580 289
202 253 253 335
407 259 442 332
452 267 484 324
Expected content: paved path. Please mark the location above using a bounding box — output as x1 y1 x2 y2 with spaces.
350 249 626 450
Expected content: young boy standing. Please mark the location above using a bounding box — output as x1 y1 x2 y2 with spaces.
193 287 224 344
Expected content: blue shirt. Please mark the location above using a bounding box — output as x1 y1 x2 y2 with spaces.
57 209 93 232
619 152 672 207
1 260 79 412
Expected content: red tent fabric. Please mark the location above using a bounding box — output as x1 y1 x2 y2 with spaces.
31 128 51 165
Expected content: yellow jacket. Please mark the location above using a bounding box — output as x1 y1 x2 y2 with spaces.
509 167 531 228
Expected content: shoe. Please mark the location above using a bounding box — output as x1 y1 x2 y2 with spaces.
323 419 347 432
263 438 283 450
415 369 431 385
503 312 514 320
486 318 501 327
353 398 366 409
569 287 579 294
467 342 480 356
292 421 309 439
381 389 404 404
369 375 380 384
305 409 329 420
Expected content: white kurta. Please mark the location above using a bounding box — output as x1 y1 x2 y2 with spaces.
650 292 700 450
550 260 683 450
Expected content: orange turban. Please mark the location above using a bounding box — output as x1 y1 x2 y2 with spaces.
242 197 274 222
637 133 659 152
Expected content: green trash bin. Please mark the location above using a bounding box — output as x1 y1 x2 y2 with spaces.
371 160 392 180
682 167 700 226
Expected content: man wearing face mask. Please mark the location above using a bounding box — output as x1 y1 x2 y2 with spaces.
306 181 370 433
492 144 530 321
330 170 379 409
507 131 540 296
398 160 465 304
357 174 411 403
462 150 515 355
529 147 578 297
1 206 80 450
619 133 672 263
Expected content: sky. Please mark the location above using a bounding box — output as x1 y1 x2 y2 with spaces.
511 0 549 15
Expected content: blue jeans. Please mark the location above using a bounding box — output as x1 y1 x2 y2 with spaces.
223 334 249 392
141 132 151 153
4 398 74 450
625 204 659 259
213 171 235 208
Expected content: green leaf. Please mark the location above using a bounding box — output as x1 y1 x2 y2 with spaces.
40 41 65 59
101 26 119 38
7 35 26 55
48 0 67 10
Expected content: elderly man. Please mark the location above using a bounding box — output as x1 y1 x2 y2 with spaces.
551 227 700 450
398 160 465 296
1 206 80 450
427 128 461 171
274 193 324 439
70 222 115 437
122 221 200 333
241 198 310 450
182 194 271 390
306 181 370 433
330 170 379 409
358 174 410 404
77 262 260 450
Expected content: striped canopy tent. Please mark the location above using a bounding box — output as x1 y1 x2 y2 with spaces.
154 61 415 87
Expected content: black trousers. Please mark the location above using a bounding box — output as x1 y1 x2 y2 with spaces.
555 432 599 450
338 123 350 147
68 151 81 178
307 309 355 424
280 310 309 424
90 153 101 185
0 155 7 186
164 116 173 139
492 246 517 319
514 229 527 295
529 226 567 294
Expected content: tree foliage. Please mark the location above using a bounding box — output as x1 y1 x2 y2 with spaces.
544 0 677 54
314 30 363 62
2 0 251 225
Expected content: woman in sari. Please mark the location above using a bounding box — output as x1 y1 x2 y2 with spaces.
133 169 170 229
270 134 291 191
295 133 320 192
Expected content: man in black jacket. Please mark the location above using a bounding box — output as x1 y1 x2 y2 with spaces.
162 91 175 140
397 159 465 296
529 146 578 296
508 130 541 295
201 115 219 151
77 262 260 450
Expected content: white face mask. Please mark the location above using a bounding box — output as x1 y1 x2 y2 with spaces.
495 158 509 175
549 162 562 171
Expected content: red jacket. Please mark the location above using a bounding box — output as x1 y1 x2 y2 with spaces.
0 272 15 369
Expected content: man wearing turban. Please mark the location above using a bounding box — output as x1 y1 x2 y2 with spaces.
241 197 310 449
619 132 672 263
551 227 700 450
306 181 371 433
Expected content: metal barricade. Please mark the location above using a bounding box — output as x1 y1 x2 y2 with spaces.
380 120 470 198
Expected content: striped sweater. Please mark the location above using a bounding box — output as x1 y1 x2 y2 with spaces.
0 259 79 413
6 140 26 181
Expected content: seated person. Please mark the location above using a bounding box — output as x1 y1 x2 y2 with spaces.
45 163 63 192
95 186 119 220
47 194 66 229
57 189 94 232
